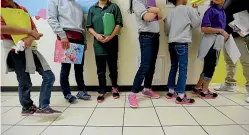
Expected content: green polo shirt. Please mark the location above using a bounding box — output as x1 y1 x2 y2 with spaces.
87 2 123 55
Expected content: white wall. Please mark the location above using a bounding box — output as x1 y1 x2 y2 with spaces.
1 0 209 86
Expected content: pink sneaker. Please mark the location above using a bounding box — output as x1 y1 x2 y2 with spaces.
128 93 138 108
142 89 160 99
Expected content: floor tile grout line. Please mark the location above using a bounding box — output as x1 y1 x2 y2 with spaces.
38 104 71 135
151 98 167 135
121 93 127 135
219 93 249 110
182 105 209 135
79 102 99 135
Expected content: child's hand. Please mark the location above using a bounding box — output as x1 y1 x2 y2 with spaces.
148 7 160 14
61 38 70 50
222 31 229 40
192 4 198 8
95 34 105 41
29 30 43 40
23 36 35 48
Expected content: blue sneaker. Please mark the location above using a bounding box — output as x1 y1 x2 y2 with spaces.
76 91 91 100
65 94 77 104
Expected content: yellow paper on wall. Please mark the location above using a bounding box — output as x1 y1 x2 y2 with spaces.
191 0 207 6
1 8 36 46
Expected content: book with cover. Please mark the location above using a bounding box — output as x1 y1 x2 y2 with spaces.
54 40 84 64
147 0 158 21
103 13 121 36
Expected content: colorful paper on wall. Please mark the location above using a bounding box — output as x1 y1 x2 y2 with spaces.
54 40 84 64
147 0 158 21
103 13 120 36
1 8 36 46
190 0 207 6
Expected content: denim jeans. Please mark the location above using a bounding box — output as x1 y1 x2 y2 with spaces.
132 33 160 93
95 36 119 94
8 51 54 108
60 38 86 97
167 43 188 94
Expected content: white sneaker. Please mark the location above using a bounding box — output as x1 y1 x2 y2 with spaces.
214 84 235 92
246 96 249 103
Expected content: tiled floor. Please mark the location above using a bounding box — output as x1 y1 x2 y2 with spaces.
1 87 249 135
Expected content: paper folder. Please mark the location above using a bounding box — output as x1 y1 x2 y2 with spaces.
103 13 120 36
191 0 207 6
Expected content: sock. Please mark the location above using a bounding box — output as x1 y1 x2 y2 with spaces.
143 88 150 92
169 88 175 94
178 93 185 99
203 91 208 94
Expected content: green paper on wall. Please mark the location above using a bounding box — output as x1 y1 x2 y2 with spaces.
103 13 120 36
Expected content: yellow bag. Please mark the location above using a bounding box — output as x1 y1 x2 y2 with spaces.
1 8 36 46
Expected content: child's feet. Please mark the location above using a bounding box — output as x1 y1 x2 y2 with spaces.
21 104 37 116
214 84 235 92
175 95 195 105
128 93 138 108
192 87 202 94
97 94 105 103
198 90 218 99
112 87 120 99
34 106 62 117
76 91 91 100
142 89 160 99
165 92 177 99
65 94 77 104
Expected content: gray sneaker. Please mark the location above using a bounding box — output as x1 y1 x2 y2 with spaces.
33 106 62 117
214 84 235 92
246 95 249 103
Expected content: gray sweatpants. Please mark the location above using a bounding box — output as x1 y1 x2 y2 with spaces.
223 37 249 93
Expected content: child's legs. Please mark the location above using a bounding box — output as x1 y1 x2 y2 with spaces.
74 54 85 91
144 34 159 89
10 51 33 108
167 44 178 90
60 63 72 96
34 53 55 108
175 44 188 94
132 34 154 93
95 55 107 94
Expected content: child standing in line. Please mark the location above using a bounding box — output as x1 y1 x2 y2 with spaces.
165 0 201 104
127 0 162 108
193 0 229 99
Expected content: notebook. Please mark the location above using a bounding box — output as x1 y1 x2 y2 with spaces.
54 40 84 64
103 13 121 36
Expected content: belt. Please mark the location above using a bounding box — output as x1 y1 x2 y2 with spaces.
139 32 159 36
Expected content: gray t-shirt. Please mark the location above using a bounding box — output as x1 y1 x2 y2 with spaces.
133 0 160 33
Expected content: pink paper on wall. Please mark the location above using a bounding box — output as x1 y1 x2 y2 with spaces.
37 9 47 19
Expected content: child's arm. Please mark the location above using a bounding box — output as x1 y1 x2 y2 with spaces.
148 7 162 20
201 27 229 39
133 0 157 22
187 6 201 28
1 25 32 35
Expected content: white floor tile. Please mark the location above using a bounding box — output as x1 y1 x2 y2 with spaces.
87 108 124 126
123 127 165 135
41 126 84 135
236 86 249 94
183 94 211 107
2 126 46 135
203 125 249 135
216 106 249 124
125 96 153 107
245 106 249 109
152 97 182 107
156 107 198 126
1 107 14 114
51 108 94 126
1 92 18 96
49 96 70 107
163 126 208 135
204 95 238 106
224 94 248 105
1 96 19 106
1 126 12 134
186 107 235 125
69 97 98 108
17 107 66 125
124 108 160 126
81 127 122 135
97 96 125 107
1 96 14 102
1 107 26 125
241 125 249 132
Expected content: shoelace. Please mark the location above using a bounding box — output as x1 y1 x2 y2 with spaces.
128 94 136 102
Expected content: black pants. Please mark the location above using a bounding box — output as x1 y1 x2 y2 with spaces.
201 47 220 80
95 36 119 94
60 38 85 97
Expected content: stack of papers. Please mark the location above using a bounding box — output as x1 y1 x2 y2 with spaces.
229 10 249 37
103 13 120 36
1 8 36 46
224 35 241 64
190 0 207 6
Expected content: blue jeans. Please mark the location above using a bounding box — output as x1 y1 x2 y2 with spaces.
132 33 160 93
8 51 54 108
167 43 188 94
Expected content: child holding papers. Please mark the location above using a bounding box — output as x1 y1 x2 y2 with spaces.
127 0 162 108
165 0 201 104
1 0 62 116
87 0 123 103
193 0 229 99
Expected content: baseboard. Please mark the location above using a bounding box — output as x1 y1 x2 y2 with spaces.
1 85 195 92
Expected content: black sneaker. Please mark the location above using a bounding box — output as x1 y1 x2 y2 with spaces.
175 96 195 105
33 106 62 117
65 94 77 104
97 94 105 103
112 87 120 99
192 87 201 94
21 105 37 116
165 92 177 99
199 90 218 99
